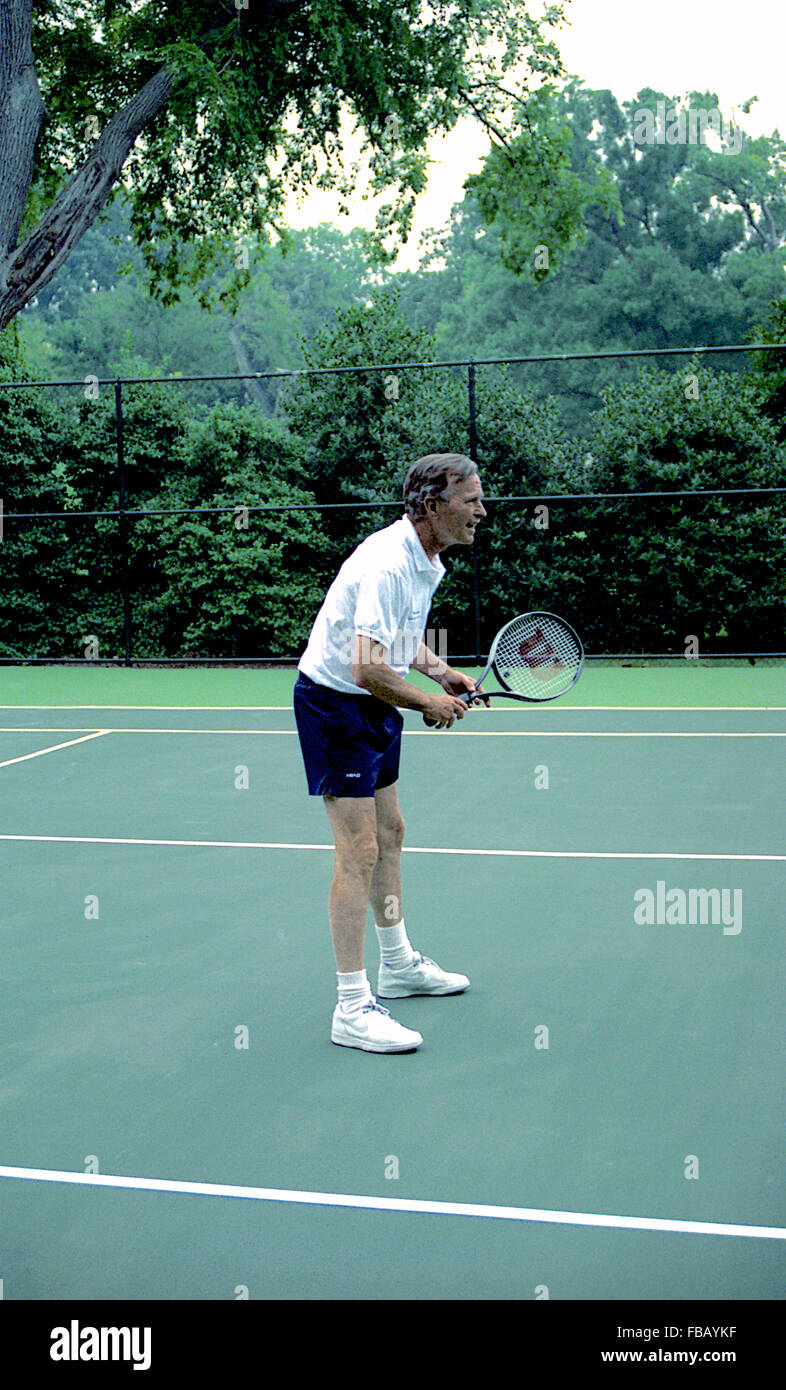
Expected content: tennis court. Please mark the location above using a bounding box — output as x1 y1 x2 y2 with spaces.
0 662 784 1300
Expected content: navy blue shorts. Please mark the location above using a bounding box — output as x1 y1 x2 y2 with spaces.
293 672 403 797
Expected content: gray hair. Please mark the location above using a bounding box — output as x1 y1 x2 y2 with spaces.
403 453 478 520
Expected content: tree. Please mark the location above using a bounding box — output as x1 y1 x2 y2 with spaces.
394 82 786 429
16 200 375 411
128 400 327 658
559 363 786 654
0 0 569 334
750 298 786 440
482 82 786 280
0 358 329 658
465 81 622 281
0 332 84 656
280 283 467 522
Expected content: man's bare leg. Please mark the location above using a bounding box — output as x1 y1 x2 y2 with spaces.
324 788 423 1049
369 782 406 929
323 794 378 973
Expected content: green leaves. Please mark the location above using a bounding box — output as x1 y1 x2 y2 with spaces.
15 1 570 314
466 83 623 280
0 373 328 659
2 315 785 659
281 284 466 504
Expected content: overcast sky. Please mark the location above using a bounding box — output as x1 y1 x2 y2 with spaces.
281 0 786 271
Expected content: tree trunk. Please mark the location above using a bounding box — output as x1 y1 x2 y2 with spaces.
0 50 173 331
228 324 269 410
0 0 47 265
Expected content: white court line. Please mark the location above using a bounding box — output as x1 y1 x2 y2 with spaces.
0 834 782 861
1 727 785 739
0 1164 782 1240
1 704 785 712
408 731 786 738
0 730 110 769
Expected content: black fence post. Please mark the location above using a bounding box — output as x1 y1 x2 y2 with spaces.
115 379 132 666
467 360 482 666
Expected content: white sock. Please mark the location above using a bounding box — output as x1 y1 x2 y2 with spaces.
375 918 416 970
336 969 373 1014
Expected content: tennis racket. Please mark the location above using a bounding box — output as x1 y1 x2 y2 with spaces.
424 611 584 727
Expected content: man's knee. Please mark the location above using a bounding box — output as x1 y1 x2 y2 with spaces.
377 813 405 855
335 829 379 876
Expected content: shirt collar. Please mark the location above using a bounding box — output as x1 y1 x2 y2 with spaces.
403 515 444 575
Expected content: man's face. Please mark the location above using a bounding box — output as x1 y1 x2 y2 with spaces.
429 472 486 547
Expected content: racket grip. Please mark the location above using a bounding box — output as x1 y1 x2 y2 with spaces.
423 689 478 727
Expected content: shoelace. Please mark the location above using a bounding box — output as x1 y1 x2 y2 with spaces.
361 999 390 1016
385 953 436 972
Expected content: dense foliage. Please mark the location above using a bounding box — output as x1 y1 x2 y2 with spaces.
2 285 784 660
2 56 785 660
2 0 569 328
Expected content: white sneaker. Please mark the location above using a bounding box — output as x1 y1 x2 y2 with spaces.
377 952 470 999
331 997 423 1053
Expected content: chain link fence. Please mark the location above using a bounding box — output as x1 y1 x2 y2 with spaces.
1 343 785 665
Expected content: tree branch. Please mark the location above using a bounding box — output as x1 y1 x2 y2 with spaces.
688 166 777 250
457 87 515 158
0 64 173 330
760 197 781 251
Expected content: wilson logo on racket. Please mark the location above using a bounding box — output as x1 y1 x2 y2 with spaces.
518 627 566 673
423 610 584 727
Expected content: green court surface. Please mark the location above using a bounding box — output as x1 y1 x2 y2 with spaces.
0 663 784 1300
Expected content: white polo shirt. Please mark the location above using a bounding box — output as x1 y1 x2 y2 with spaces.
298 516 446 695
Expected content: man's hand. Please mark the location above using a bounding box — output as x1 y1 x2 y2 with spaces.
440 667 491 707
423 690 471 729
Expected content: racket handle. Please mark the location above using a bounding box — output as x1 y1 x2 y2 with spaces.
423 689 481 727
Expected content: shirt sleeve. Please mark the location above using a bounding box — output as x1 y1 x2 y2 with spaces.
353 568 405 653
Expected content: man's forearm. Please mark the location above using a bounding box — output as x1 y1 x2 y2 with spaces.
411 641 449 684
353 660 432 712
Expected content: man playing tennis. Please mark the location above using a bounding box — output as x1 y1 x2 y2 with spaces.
294 453 488 1053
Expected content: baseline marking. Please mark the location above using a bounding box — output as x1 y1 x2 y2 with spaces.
0 730 111 769
411 731 786 738
0 705 785 712
0 727 785 739
0 1165 782 1240
0 834 782 861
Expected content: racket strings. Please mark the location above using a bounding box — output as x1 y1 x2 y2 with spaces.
494 615 582 698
